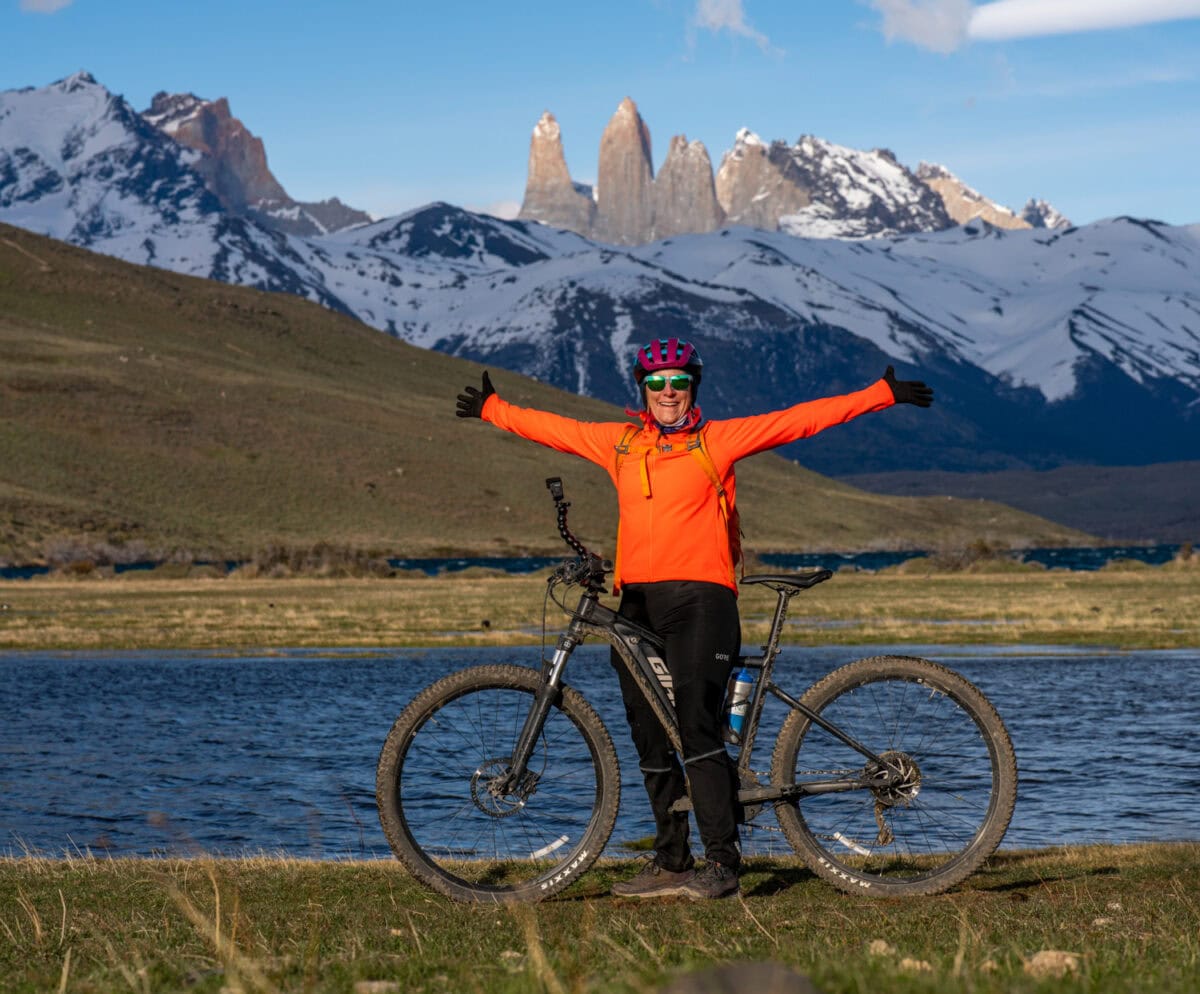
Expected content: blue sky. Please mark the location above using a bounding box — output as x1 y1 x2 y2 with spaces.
4 0 1199 225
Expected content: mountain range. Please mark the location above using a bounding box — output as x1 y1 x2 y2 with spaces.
2 73 1198 496
518 97 1070 244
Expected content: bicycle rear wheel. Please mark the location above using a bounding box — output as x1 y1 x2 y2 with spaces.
771 655 1016 897
376 664 620 903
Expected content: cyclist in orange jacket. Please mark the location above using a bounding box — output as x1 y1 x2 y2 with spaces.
456 338 933 899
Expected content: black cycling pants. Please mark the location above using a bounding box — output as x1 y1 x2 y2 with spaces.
610 580 742 870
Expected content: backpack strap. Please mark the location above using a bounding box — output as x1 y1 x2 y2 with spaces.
613 424 652 498
686 427 744 582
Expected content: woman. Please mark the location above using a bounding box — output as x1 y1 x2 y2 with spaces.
455 338 933 899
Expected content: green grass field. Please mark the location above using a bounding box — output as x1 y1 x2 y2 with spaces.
2 844 1197 993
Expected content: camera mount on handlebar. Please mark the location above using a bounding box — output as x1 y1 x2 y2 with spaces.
545 477 611 594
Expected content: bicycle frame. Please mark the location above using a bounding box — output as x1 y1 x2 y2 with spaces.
498 478 908 806
377 476 1017 903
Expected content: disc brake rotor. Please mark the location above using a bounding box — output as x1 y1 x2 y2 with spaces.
869 750 922 847
469 758 537 817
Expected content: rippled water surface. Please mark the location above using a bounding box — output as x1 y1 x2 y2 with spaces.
2 645 1196 858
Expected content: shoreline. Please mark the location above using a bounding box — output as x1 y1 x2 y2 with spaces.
1 567 1198 652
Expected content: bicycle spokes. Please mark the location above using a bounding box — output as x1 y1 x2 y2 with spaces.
376 666 621 901
772 656 1016 896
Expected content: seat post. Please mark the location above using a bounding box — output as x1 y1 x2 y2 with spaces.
762 588 795 663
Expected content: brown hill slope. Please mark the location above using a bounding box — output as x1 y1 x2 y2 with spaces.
0 223 1089 566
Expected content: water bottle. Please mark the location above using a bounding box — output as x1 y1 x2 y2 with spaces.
723 665 755 744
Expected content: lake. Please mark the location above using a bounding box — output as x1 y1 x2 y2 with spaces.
1 645 1196 859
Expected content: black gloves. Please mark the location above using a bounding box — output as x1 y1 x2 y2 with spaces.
883 365 934 408
455 371 496 419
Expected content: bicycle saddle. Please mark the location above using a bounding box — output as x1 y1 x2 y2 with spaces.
741 569 833 593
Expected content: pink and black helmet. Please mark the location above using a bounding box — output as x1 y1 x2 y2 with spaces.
632 338 704 385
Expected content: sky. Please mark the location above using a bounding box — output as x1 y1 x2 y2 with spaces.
3 0 1199 226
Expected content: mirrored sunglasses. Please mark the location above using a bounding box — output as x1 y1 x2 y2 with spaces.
643 373 694 392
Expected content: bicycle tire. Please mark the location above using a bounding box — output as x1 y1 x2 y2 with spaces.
376 664 620 903
770 655 1016 897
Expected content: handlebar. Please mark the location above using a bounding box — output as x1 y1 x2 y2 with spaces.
545 477 612 594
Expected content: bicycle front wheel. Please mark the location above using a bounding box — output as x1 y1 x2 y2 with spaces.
376 664 620 903
771 655 1016 897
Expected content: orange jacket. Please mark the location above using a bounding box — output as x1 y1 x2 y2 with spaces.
482 379 895 593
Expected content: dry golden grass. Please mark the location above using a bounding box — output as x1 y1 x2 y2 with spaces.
1 564 1197 650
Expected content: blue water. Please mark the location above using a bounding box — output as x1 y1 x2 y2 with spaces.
0 544 1187 579
1 645 1196 860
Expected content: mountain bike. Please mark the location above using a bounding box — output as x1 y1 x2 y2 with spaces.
376 478 1017 904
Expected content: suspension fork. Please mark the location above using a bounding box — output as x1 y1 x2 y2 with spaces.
496 617 587 793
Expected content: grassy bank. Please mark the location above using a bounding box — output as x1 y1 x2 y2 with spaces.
1 844 1197 993
0 563 1197 651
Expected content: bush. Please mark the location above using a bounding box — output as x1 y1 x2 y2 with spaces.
235 542 395 578
913 539 1022 572
1100 558 1153 572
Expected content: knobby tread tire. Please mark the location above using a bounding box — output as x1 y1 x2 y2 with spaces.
770 655 1017 897
376 664 621 904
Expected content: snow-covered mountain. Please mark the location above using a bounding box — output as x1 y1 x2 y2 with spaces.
768 135 953 238
3 73 1198 474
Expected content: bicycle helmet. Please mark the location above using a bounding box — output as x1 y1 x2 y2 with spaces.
632 338 703 386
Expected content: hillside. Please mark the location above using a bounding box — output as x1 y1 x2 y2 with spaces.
843 463 1200 544
0 224 1089 567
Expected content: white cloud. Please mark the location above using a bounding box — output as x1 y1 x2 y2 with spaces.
868 0 1200 51
970 0 1200 40
20 0 75 12
870 0 973 54
692 0 773 51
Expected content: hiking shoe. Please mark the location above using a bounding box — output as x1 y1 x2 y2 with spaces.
681 861 739 900
611 860 696 898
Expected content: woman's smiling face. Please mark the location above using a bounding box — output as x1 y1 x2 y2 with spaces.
644 368 694 424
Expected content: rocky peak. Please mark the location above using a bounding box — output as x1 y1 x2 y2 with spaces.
594 97 654 245
57 70 99 92
715 130 811 229
1021 197 1072 229
141 92 370 236
143 91 207 133
916 162 1029 230
652 135 724 239
517 111 595 235
515 99 1064 243
777 136 952 237
141 93 287 209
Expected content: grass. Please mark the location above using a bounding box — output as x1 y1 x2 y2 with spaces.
1 560 1197 651
0 844 1197 993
